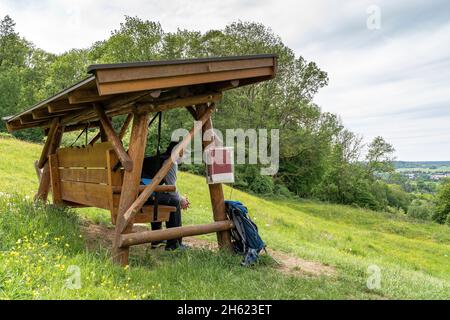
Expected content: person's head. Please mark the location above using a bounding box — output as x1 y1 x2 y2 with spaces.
163 141 184 164
163 141 178 155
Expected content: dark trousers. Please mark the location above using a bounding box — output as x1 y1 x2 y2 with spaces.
147 192 182 249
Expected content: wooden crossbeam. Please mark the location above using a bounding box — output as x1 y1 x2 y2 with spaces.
116 106 214 234
94 104 133 172
37 118 59 169
118 113 133 139
120 221 234 247
47 101 86 113
68 89 106 104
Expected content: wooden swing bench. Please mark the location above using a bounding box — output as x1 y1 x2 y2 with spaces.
3 54 277 266
48 141 177 224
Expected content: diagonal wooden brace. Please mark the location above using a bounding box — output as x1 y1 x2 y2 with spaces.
37 117 59 169
116 106 214 234
94 103 133 171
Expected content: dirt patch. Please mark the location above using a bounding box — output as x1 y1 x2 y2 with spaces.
80 221 335 277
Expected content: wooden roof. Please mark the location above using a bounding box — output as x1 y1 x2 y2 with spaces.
3 54 277 132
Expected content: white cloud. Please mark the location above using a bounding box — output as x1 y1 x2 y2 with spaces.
1 0 449 160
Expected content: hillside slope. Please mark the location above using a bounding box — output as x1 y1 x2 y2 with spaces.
0 135 449 299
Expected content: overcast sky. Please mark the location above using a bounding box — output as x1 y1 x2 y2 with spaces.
1 0 449 160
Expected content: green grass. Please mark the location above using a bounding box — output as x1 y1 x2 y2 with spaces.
0 134 449 299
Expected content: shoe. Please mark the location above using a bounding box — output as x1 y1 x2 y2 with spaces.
151 240 166 249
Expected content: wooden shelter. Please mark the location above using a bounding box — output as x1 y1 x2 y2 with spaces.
3 54 277 265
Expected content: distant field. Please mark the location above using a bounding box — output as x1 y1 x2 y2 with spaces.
395 161 450 172
1 135 449 299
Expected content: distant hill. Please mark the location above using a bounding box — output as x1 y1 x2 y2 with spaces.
394 161 450 169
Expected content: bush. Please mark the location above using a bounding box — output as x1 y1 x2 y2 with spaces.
249 174 274 195
407 199 434 221
434 180 450 224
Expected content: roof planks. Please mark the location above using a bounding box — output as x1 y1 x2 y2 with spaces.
3 54 277 132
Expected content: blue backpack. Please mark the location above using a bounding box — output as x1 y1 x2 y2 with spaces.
225 200 266 266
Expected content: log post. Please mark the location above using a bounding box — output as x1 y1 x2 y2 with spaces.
35 125 64 203
37 118 59 169
94 103 133 171
113 109 150 266
196 104 233 251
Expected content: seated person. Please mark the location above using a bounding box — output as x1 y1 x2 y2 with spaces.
141 141 190 250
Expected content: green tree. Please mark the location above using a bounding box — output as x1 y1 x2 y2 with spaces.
434 180 450 223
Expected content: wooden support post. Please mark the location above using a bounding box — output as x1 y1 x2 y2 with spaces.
34 160 42 182
113 110 150 266
94 104 133 172
196 104 233 251
117 107 214 234
34 125 64 203
48 154 62 205
120 221 234 247
37 118 59 169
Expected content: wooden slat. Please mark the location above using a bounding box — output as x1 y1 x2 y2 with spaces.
57 142 113 168
97 67 273 95
59 168 109 184
60 180 111 209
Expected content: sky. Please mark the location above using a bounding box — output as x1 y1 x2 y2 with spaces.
1 0 450 160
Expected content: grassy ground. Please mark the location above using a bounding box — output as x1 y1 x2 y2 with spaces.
0 134 449 299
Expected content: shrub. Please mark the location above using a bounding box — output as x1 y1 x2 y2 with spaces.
407 199 434 221
249 174 274 195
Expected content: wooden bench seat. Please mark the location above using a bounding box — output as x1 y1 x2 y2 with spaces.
48 142 176 224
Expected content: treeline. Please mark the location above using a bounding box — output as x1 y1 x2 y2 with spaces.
1 15 449 224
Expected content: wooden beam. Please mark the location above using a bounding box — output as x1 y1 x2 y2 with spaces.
186 106 197 118
32 108 65 120
94 104 133 172
113 110 150 265
119 113 133 139
34 160 41 182
72 91 221 125
37 118 59 169
48 154 62 205
117 106 214 234
68 89 106 104
135 92 222 114
120 221 234 247
34 125 64 203
60 121 100 134
196 104 233 250
47 101 86 113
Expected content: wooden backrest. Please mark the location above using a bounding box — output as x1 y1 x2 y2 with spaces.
51 142 122 210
